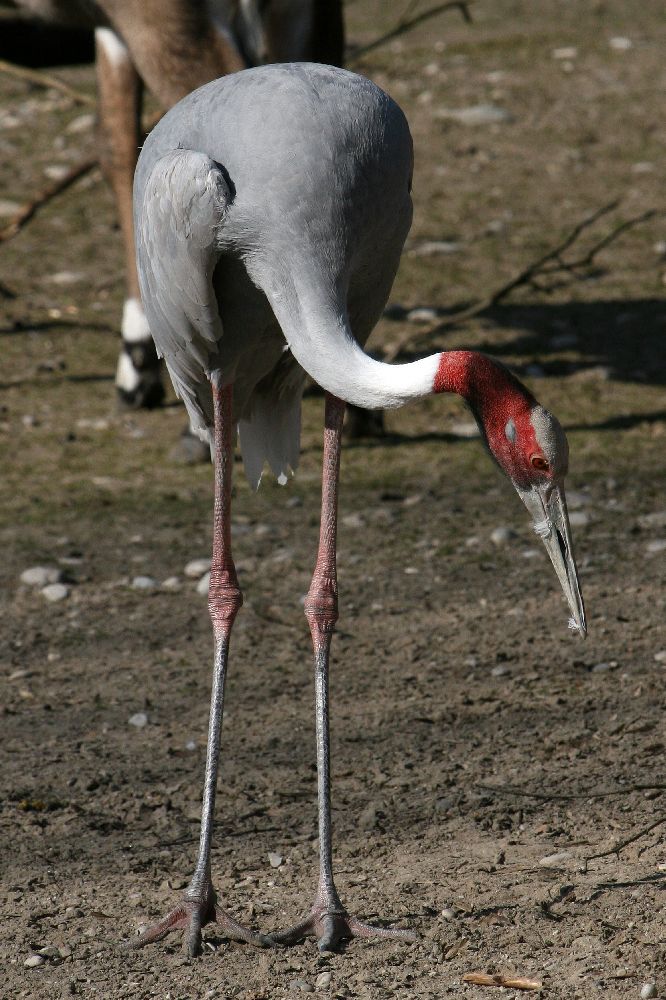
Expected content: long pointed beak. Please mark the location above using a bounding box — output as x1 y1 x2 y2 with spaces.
516 483 587 637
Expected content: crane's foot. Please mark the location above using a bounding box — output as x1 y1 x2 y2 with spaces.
125 881 273 956
269 896 416 953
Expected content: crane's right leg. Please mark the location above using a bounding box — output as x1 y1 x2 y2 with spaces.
127 378 271 955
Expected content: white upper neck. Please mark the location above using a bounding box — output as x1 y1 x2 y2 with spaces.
258 265 440 408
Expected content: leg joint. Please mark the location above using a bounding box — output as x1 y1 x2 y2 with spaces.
208 568 243 636
304 574 338 634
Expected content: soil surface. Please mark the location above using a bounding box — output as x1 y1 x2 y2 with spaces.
1 2 665 998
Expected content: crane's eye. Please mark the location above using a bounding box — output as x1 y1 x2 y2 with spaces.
530 454 550 471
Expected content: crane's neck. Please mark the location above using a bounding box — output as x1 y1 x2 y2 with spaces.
256 268 534 417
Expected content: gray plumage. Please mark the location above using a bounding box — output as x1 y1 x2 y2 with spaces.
134 63 414 487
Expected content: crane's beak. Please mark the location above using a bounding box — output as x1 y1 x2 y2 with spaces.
516 483 587 637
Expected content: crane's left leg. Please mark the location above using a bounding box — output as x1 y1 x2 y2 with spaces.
270 394 416 953
126 378 271 956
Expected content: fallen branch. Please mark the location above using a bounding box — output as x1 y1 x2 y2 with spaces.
463 972 542 991
349 0 473 64
583 815 665 869
0 157 98 243
0 57 94 106
383 199 657 361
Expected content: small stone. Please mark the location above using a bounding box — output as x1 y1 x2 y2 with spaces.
38 945 62 959
654 650 666 663
184 557 212 578
268 852 283 868
48 270 85 285
409 240 461 257
290 980 314 993
185 740 197 751
131 575 157 590
654 241 666 257
0 198 21 217
316 971 332 989
441 907 456 920
406 306 438 323
491 664 509 677
640 985 656 1000
21 566 62 586
196 572 211 595
436 103 514 125
609 36 632 50
128 712 148 728
592 661 617 672
161 576 181 591
539 851 573 867
646 539 666 554
42 583 69 602
552 46 578 60
568 511 590 527
637 510 666 529
66 113 95 133
490 526 516 545
44 164 71 181
24 954 45 967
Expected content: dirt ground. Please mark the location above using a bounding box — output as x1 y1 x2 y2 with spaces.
1 2 665 998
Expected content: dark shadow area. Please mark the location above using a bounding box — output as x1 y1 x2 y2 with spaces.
0 14 94 67
389 297 666 388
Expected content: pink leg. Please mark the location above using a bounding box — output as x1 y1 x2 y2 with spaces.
127 378 271 955
270 394 416 952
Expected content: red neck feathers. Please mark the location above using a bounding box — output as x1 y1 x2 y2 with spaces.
433 351 537 463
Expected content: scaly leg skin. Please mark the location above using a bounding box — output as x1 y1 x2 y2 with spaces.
270 394 416 953
127 379 271 956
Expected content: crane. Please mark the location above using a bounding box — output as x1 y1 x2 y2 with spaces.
129 62 586 957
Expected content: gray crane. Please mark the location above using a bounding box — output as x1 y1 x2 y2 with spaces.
131 62 586 957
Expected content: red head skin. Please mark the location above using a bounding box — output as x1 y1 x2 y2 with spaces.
433 351 562 491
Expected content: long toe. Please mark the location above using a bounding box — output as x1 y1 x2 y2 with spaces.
125 897 272 955
269 905 416 953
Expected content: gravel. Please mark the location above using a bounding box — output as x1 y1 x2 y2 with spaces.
128 712 148 728
196 571 211 595
539 851 573 867
436 103 514 125
42 583 69 602
315 972 332 989
490 526 516 545
268 852 283 868
185 558 212 578
21 566 62 586
640 984 656 999
24 955 45 968
290 980 314 993
131 576 157 590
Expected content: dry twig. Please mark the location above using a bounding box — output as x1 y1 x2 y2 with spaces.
383 200 657 361
349 0 473 64
463 972 542 991
0 157 99 244
0 57 94 106
583 815 666 869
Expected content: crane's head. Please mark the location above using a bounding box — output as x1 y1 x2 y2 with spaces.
438 352 586 636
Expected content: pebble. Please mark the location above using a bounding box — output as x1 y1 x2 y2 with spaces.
21 566 62 587
409 240 461 257
640 986 656 1000
491 664 510 677
128 712 148 728
521 549 541 559
646 539 666 553
592 661 618 672
184 557 211 578
436 103 514 125
66 112 95 133
44 164 71 181
161 576 181 591
552 46 578 60
24 954 45 968
316 972 332 989
441 907 456 920
290 980 314 993
196 571 211 595
42 583 69 602
637 510 666 529
38 945 62 959
0 197 21 217
654 650 666 663
131 575 157 590
406 306 438 323
48 270 85 285
568 511 590 527
268 852 283 868
609 36 632 50
490 526 516 545
539 851 573 867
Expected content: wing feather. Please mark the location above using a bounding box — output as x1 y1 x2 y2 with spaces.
135 148 231 440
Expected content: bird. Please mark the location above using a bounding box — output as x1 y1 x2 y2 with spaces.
130 62 586 957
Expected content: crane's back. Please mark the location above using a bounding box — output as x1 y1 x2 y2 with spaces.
135 63 413 272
